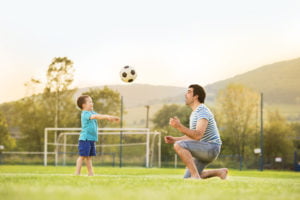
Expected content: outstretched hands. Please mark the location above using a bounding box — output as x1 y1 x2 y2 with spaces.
108 116 120 123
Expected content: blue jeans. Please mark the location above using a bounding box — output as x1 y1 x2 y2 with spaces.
175 140 221 178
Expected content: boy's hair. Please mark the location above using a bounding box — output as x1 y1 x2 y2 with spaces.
188 84 206 103
77 95 90 109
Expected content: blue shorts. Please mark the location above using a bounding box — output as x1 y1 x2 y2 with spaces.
78 140 96 157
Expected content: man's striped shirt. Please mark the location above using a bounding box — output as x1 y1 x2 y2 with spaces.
189 104 222 145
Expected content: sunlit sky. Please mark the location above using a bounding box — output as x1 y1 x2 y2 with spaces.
0 0 300 103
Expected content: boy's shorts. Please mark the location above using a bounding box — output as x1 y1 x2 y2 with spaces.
78 140 96 157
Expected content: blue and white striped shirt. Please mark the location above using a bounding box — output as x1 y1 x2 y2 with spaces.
189 104 222 145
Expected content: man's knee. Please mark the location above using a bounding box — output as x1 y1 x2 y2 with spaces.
173 142 182 152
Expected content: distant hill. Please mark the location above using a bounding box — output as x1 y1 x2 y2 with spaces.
76 84 185 108
205 58 300 104
76 58 300 108
1 57 300 130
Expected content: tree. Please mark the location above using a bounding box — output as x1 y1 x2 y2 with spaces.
264 110 295 167
44 57 74 128
153 104 190 129
152 104 191 160
12 58 78 151
291 122 300 149
15 95 49 151
0 112 16 150
216 83 259 167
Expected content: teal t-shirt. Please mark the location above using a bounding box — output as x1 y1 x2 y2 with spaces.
79 110 98 142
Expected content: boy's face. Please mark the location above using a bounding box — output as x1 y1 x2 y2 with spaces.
82 97 94 111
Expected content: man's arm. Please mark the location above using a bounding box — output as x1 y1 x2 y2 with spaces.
173 135 191 141
169 117 208 140
164 135 191 144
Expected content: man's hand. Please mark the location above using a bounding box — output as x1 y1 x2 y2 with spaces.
169 117 181 129
164 136 176 144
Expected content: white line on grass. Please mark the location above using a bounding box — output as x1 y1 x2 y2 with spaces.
0 173 181 179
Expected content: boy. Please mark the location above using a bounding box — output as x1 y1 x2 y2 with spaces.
75 95 120 176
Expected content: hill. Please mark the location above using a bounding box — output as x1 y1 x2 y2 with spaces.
76 84 185 108
1 57 300 130
205 58 300 104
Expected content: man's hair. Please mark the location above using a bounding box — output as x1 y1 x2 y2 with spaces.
188 84 206 103
77 95 90 109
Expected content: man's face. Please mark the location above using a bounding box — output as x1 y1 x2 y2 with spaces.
185 88 195 105
82 97 94 110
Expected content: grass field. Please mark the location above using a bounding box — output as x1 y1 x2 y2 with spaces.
0 165 299 200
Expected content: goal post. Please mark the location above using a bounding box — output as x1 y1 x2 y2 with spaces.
44 128 161 168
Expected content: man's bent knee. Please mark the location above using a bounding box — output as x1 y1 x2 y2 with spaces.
173 142 182 152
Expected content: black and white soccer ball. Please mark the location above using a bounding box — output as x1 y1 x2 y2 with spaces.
120 66 137 83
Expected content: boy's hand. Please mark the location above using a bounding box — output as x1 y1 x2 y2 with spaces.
108 116 120 123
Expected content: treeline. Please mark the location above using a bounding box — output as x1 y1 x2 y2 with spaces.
0 57 299 169
0 57 121 152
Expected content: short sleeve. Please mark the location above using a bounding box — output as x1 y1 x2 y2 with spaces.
82 111 92 121
196 109 210 121
92 111 99 115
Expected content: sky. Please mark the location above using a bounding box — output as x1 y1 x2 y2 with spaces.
0 0 300 103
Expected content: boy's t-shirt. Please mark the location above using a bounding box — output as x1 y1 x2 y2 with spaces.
79 110 98 142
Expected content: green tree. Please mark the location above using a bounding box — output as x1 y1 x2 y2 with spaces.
15 95 48 151
216 83 259 166
13 58 78 151
153 104 190 129
0 112 16 150
15 90 79 152
44 57 74 128
291 122 300 149
264 110 296 167
152 104 191 160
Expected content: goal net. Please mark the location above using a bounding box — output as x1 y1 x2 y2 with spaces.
44 128 161 168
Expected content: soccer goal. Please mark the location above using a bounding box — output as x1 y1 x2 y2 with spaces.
44 128 161 168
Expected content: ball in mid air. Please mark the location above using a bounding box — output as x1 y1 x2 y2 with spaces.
120 66 137 83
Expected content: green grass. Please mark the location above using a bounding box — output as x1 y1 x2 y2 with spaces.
0 165 299 200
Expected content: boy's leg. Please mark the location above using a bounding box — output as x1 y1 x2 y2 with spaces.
75 156 85 175
85 141 96 176
85 156 94 176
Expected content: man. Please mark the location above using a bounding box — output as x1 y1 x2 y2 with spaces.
165 84 228 179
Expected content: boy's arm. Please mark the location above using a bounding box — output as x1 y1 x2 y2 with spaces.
90 114 120 122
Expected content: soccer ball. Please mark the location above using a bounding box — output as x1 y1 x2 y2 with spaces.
120 66 137 83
